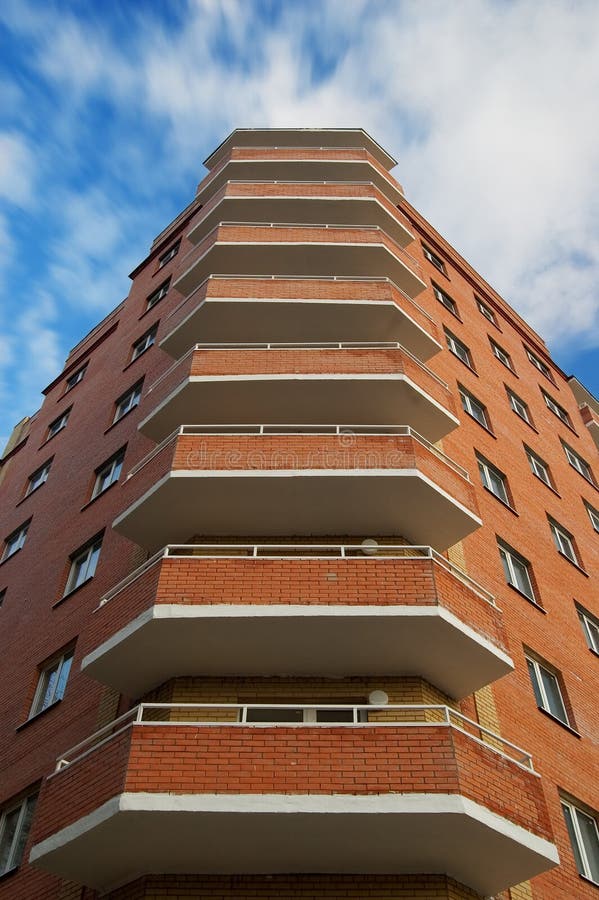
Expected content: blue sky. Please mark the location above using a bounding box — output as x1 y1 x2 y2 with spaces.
1 0 599 448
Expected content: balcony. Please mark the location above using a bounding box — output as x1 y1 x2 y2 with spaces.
187 182 414 248
196 147 405 207
172 224 426 301
161 277 441 363
579 403 599 450
81 543 512 700
30 704 558 895
112 426 482 552
138 343 458 444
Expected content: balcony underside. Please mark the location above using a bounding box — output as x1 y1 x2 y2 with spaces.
197 160 404 204
30 791 558 896
82 604 513 700
139 377 458 444
187 196 413 248
113 471 481 553
161 299 441 362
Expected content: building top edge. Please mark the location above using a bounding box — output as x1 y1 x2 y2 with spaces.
203 129 398 172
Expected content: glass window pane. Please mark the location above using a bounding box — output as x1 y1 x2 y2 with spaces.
527 660 544 709
11 797 36 869
0 807 20 873
563 804 586 875
539 667 568 723
577 808 599 882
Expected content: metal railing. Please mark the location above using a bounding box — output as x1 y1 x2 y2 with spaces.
53 702 534 774
126 423 470 481
146 339 449 396
96 542 496 609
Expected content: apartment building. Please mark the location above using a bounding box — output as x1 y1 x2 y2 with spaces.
0 128 597 900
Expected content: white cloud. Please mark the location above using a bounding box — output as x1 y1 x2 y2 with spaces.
0 132 36 205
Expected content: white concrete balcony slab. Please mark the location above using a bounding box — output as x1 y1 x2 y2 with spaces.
138 343 458 444
30 705 558 896
112 426 482 553
81 544 512 700
172 224 426 301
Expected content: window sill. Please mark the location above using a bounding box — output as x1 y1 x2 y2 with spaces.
506 582 546 612
16 698 63 732
80 480 119 511
531 474 561 498
537 706 581 738
450 354 478 376
53 577 94 609
511 412 539 434
15 484 47 507
556 551 588 578
139 299 166 321
482 486 518 515
0 866 19 883
462 412 497 438
580 874 599 889
103 406 140 435
122 346 155 373
0 548 23 568
39 428 67 448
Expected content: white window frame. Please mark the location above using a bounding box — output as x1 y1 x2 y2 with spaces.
2 522 29 561
549 519 580 566
584 501 599 533
489 338 513 370
562 798 599 884
422 244 446 274
526 655 569 725
64 536 102 595
460 387 489 429
64 363 87 392
477 298 496 325
113 382 142 423
158 239 180 269
477 455 510 505
577 605 599 654
92 449 125 499
47 409 70 439
0 793 37 875
498 541 536 602
445 329 472 367
543 390 571 426
507 389 532 424
131 326 157 361
26 459 52 495
563 442 594 483
433 283 458 316
29 649 74 717
146 278 170 310
525 446 553 487
526 347 553 381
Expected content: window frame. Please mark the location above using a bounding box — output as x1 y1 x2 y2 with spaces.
131 324 158 362
498 540 537 603
445 328 474 368
525 445 554 489
476 454 511 506
576 604 599 655
489 337 514 371
525 346 555 383
549 517 581 567
526 654 570 726
422 243 447 274
1 521 29 562
584 500 599 532
25 459 52 496
92 448 126 499
46 408 71 440
64 535 103 596
563 441 595 484
459 385 491 430
146 277 170 311
506 387 533 425
432 282 459 317
542 389 572 427
0 792 38 876
29 648 74 718
476 297 497 325
561 797 599 884
113 380 143 424
64 363 88 393
158 239 181 269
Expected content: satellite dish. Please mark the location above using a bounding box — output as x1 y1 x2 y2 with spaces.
368 690 389 706
361 538 379 556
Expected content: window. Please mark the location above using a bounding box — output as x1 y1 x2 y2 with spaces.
525 446 554 488
158 239 180 269
0 793 37 875
526 655 570 725
498 540 536 602
64 535 102 595
422 244 446 274
507 388 533 425
477 454 510 505
25 459 52 496
47 408 71 439
113 381 143 423
433 283 459 317
2 522 29 562
445 329 473 367
92 448 125 498
0 588 5 608
549 518 580 567
29 649 74 717
459 386 490 429
584 500 599 532
561 797 599 884
525 346 554 382
563 442 595 484
64 363 87 392
146 278 170 311
542 390 572 427
577 605 599 654
131 325 157 361
477 298 497 325
489 338 513 371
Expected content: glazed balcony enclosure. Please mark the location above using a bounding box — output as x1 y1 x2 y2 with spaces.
81 544 512 700
112 426 482 552
186 182 414 249
172 224 426 302
29 704 558 896
161 277 441 363
138 343 459 444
